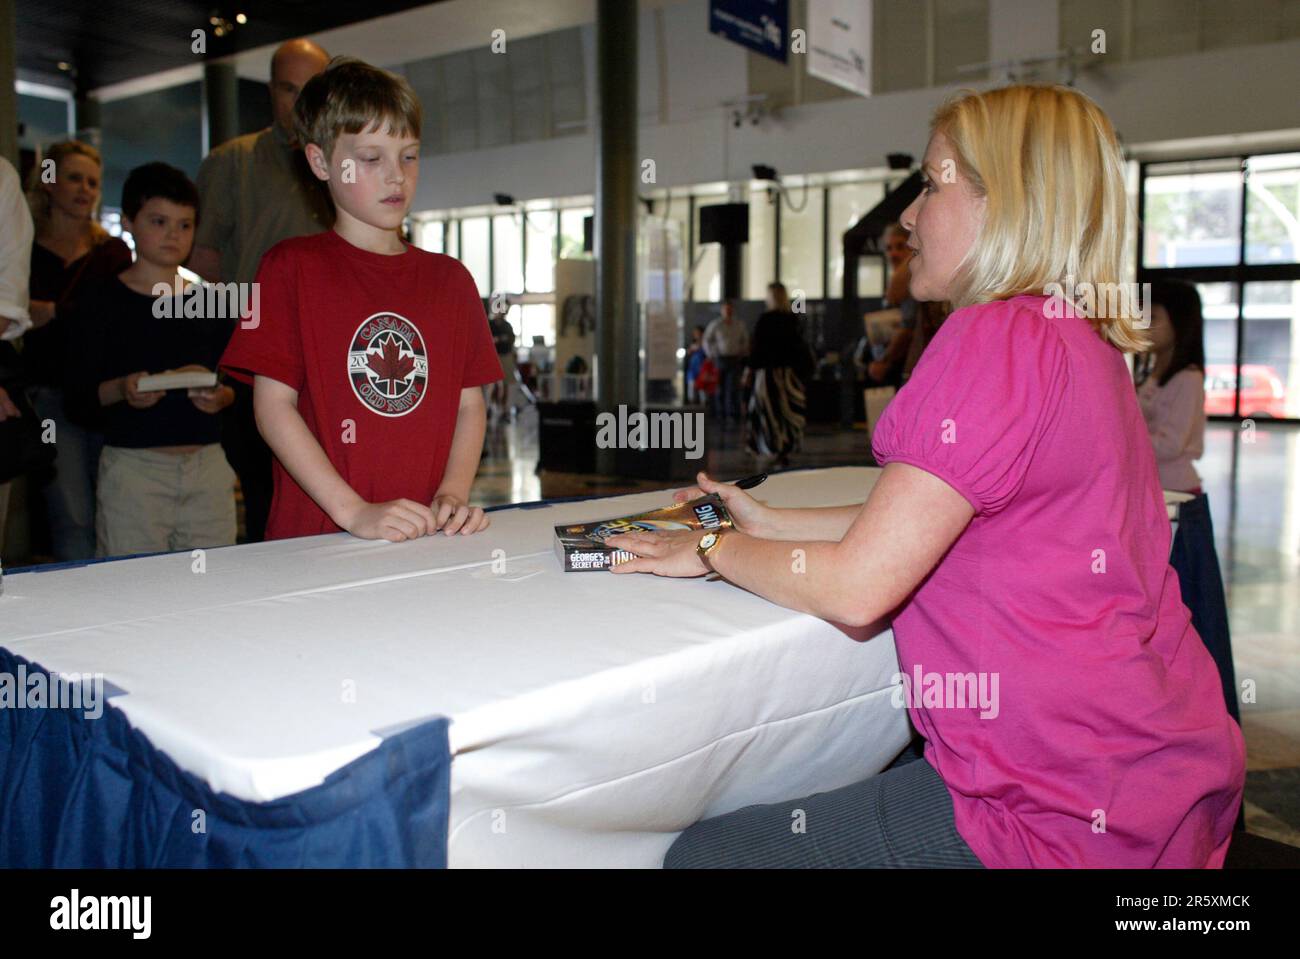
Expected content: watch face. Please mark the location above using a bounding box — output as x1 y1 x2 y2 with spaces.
699 532 718 550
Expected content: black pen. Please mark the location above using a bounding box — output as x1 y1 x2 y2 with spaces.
733 472 768 490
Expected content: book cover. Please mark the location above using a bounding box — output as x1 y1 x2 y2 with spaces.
136 371 219 392
554 493 733 571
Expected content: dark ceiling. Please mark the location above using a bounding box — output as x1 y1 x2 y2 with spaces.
16 0 442 90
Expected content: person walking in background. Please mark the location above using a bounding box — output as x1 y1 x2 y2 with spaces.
703 299 749 423
744 282 814 469
487 302 517 422
189 38 332 543
685 324 706 404
24 141 133 561
1135 279 1206 494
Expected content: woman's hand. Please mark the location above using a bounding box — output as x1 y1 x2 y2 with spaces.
431 492 490 535
606 529 709 578
672 471 778 538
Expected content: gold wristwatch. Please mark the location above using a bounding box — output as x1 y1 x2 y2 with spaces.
697 529 727 573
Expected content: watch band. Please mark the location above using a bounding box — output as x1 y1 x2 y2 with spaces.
698 529 727 574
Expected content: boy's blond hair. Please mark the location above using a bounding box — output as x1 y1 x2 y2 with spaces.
293 56 422 162
932 84 1148 353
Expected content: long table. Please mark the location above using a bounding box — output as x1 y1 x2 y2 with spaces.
1 466 910 868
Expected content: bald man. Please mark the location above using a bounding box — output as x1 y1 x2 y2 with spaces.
190 38 332 286
191 38 332 541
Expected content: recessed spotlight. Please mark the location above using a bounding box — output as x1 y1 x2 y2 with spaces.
236 13 247 24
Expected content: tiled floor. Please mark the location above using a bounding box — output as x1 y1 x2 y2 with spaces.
473 409 1300 849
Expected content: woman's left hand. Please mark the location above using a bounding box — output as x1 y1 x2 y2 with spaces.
606 530 709 578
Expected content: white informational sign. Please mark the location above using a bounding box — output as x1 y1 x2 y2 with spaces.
807 0 873 97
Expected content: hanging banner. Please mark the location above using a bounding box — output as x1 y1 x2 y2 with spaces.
709 0 789 64
807 0 873 97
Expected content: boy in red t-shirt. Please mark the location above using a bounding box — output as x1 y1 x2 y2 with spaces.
220 58 502 541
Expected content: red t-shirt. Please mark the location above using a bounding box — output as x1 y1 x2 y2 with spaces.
219 230 502 540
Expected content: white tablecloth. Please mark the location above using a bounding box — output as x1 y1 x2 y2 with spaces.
1 466 910 867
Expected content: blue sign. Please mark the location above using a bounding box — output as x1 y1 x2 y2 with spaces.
710 0 789 64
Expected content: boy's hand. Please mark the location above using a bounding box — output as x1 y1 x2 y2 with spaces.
189 384 234 414
124 372 164 409
341 498 437 542
431 492 490 536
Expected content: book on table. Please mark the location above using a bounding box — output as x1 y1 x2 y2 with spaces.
554 493 734 571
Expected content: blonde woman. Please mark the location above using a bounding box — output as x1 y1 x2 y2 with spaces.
25 141 132 560
608 85 1245 868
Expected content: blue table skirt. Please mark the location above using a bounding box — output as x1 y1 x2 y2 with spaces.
0 648 450 868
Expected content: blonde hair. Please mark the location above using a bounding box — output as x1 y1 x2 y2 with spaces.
932 84 1148 353
26 140 110 242
294 56 422 163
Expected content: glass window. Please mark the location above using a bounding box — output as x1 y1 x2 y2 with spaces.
779 184 824 300
1142 159 1243 268
415 220 444 254
492 214 524 295
827 181 885 297
1198 283 1239 417
693 245 721 303
1242 281 1300 418
445 219 459 259
460 217 490 296
559 207 593 260
520 304 557 351
524 210 557 292
746 187 777 300
1245 153 1300 266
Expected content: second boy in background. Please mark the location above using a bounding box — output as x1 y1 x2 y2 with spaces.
68 162 237 557
221 57 502 542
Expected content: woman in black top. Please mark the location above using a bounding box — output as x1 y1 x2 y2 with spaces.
24 141 132 560
744 283 815 469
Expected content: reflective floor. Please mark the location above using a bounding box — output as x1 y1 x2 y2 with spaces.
473 410 1300 849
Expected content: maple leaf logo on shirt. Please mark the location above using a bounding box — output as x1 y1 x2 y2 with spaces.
366 332 416 396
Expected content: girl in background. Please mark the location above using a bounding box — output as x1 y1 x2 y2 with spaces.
1135 279 1206 494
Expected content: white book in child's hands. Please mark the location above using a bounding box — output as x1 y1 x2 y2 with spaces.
136 371 219 393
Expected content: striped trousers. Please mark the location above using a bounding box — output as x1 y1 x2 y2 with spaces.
664 742 985 868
